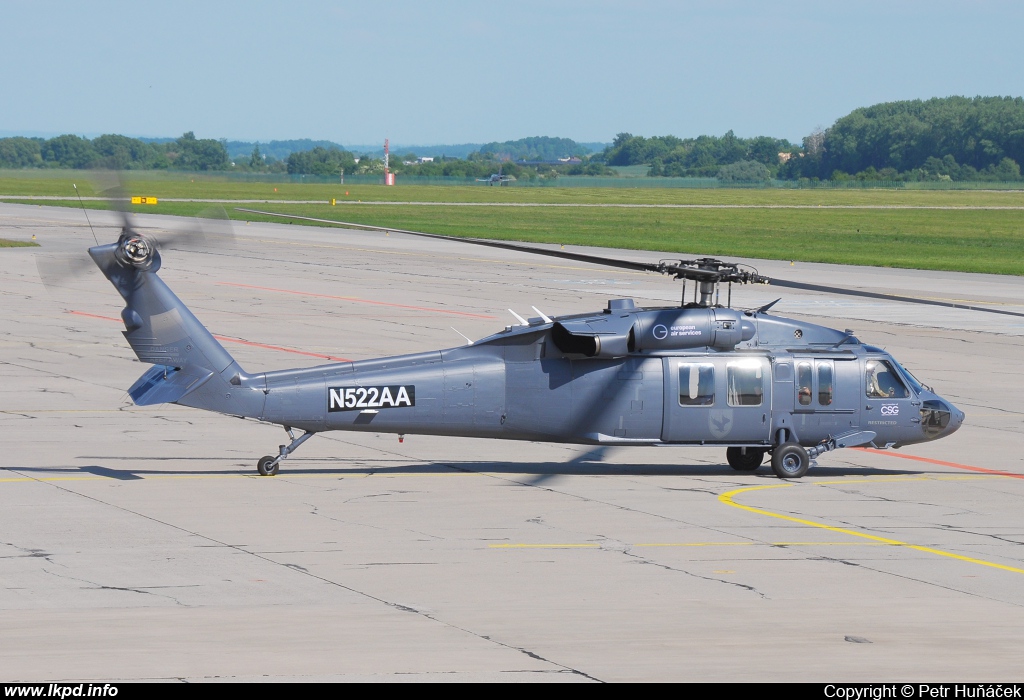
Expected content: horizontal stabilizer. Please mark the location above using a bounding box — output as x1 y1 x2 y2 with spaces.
128 365 214 406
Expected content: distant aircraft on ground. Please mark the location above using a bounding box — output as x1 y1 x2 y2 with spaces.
477 166 515 186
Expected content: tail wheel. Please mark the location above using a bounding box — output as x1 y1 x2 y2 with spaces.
726 447 766 471
770 443 810 479
257 456 279 476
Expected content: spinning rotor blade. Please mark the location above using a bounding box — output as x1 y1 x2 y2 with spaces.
151 206 237 252
37 181 235 294
235 208 1024 319
35 252 99 292
97 172 235 252
235 208 663 274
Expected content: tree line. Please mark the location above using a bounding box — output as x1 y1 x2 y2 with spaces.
781 96 1024 182
596 131 794 180
595 97 1024 181
4 97 1022 181
0 132 231 171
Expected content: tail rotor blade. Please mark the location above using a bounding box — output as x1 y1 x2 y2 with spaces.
153 206 236 252
34 253 99 293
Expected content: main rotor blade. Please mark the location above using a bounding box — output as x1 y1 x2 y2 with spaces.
235 208 664 274
236 208 1024 319
767 277 1024 319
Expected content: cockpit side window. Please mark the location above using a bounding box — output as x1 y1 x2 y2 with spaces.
866 359 910 399
678 363 714 406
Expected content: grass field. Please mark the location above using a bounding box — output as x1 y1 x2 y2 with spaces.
2 172 1023 275
0 239 38 247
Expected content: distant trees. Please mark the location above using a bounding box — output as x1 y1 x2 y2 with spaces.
599 131 795 178
782 97 1024 181
6 97 1024 182
717 160 771 182
92 134 168 169
40 135 97 169
605 97 1024 182
285 146 356 176
471 136 590 161
167 132 228 170
0 137 44 168
0 132 227 171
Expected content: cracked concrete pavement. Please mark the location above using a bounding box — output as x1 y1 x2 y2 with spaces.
2 203 1024 682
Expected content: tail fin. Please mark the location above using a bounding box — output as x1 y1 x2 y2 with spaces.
89 241 264 418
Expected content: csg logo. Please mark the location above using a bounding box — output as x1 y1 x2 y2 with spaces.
880 404 899 416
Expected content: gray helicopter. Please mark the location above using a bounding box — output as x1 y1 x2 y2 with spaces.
84 208 1003 480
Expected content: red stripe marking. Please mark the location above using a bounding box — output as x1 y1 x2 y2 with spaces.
68 311 120 322
68 311 350 362
856 448 1024 480
218 282 496 319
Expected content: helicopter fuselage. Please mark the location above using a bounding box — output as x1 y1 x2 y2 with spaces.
92 239 964 478
213 301 962 454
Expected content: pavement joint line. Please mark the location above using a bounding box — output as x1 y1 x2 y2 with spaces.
489 541 897 549
0 468 1009 485
0 471 482 483
0 466 591 680
720 483 1024 575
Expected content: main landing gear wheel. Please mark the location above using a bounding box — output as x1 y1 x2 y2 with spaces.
770 443 810 479
257 456 279 476
726 447 766 471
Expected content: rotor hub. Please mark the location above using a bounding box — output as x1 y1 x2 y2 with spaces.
115 230 156 270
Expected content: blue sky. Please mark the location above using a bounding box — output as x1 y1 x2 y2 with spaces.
2 0 1021 146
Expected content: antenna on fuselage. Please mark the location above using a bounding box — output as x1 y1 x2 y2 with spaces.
508 309 528 326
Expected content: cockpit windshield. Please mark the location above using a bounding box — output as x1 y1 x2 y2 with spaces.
891 359 926 394
865 359 910 399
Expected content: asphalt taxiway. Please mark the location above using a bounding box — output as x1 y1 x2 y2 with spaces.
2 202 1023 682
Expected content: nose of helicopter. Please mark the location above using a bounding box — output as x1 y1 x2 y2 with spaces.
951 405 966 433
921 397 964 440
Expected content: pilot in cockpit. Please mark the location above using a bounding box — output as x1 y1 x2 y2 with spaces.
866 360 904 399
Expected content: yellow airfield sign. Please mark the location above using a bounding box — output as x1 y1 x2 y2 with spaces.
130 196 158 205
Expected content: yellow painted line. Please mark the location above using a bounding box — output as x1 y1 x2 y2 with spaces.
720 484 1024 575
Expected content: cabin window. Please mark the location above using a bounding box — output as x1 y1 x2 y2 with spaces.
797 362 812 406
678 364 714 406
866 359 909 399
817 362 833 406
727 361 763 407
